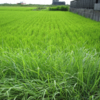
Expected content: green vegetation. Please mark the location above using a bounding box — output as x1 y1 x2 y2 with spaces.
49 6 69 11
0 7 36 11
0 7 100 100
35 7 47 11
0 4 51 7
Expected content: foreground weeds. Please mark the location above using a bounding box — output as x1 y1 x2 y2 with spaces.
0 47 100 100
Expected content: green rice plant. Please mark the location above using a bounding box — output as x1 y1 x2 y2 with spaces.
0 8 100 99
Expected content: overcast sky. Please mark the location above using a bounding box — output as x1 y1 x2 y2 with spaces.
0 0 72 5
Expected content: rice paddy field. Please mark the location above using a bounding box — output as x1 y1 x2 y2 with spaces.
0 7 100 100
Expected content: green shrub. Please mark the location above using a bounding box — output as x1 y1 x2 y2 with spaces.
49 6 69 11
36 7 46 10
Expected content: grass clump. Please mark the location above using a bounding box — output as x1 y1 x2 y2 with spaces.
0 47 100 100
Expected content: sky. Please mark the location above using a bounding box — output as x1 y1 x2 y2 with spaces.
0 0 72 5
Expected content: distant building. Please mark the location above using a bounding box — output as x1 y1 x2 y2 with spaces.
17 2 26 5
70 0 100 21
70 0 100 10
52 0 65 5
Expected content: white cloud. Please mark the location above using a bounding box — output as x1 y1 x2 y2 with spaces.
0 0 72 4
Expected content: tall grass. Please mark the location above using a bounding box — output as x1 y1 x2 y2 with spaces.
0 8 100 99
